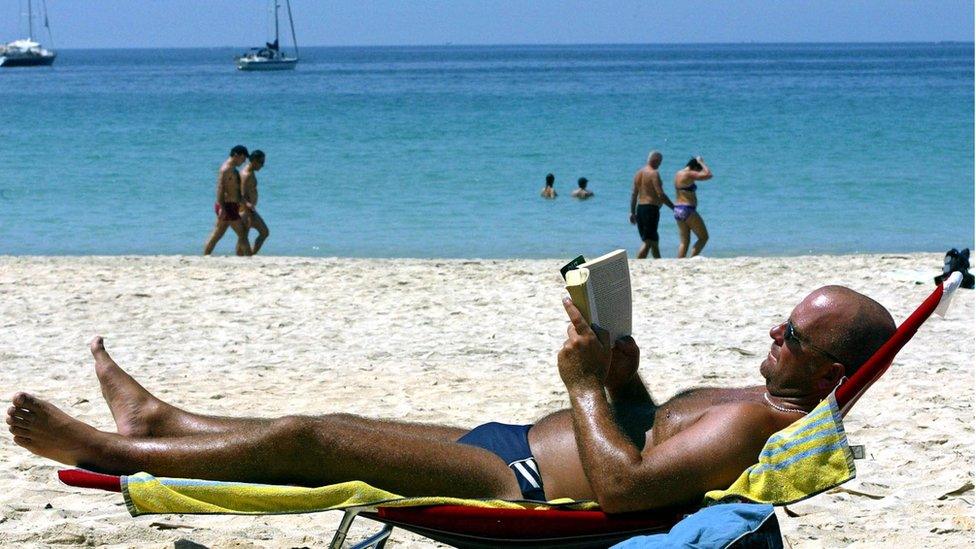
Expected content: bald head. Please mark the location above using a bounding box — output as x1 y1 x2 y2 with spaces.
800 286 896 376
647 151 662 168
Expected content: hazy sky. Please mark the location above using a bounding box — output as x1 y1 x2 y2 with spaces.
3 0 973 49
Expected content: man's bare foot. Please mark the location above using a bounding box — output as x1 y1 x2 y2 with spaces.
6 392 102 466
91 336 169 437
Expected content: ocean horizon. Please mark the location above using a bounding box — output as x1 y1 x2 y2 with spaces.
49 40 976 49
2 43 973 258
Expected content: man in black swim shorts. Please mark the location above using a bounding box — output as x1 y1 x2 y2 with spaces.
630 150 674 259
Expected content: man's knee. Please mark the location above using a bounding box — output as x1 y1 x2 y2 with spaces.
275 413 362 440
326 412 363 424
271 415 318 445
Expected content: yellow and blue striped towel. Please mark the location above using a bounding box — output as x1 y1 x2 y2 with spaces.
704 391 855 505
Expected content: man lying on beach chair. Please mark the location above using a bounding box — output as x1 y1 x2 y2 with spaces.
7 285 895 514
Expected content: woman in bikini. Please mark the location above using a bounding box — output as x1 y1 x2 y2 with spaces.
673 156 713 258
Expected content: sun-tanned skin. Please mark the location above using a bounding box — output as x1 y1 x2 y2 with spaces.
674 157 713 258
203 151 251 256
630 151 675 259
240 155 270 255
6 287 894 512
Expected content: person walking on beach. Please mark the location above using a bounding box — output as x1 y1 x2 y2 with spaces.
571 177 594 199
540 173 557 199
240 150 270 255
673 156 713 258
630 151 674 259
204 145 251 256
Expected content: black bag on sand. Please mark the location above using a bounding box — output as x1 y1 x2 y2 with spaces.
935 248 975 289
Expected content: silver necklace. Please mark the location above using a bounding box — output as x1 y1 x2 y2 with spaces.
763 392 808 414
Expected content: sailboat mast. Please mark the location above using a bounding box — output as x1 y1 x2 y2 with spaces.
42 0 53 47
274 0 280 46
285 0 299 59
27 0 34 40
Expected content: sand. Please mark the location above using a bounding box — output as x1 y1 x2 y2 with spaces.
0 253 971 548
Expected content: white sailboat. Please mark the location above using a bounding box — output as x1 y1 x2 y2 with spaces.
236 0 298 71
1 0 56 68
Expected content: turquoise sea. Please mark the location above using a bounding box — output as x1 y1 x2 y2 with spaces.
1 43 972 258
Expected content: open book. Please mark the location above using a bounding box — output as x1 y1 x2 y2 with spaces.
563 249 632 341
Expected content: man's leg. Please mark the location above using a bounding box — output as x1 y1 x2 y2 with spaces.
636 240 650 259
648 207 662 259
249 211 270 255
7 393 521 498
91 337 468 442
203 219 229 255
231 220 252 256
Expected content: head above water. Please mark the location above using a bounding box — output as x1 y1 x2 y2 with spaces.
249 150 266 169
686 157 703 171
760 286 896 399
577 177 588 189
545 173 555 187
647 150 662 168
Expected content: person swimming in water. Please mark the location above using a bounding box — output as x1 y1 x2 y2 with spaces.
571 177 594 199
673 156 713 258
540 173 557 199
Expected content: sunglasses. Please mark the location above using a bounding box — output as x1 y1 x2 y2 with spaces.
784 319 846 366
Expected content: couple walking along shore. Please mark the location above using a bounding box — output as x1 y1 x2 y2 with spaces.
203 145 271 256
631 151 713 259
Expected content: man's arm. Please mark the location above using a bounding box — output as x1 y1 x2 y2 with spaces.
629 172 640 223
604 337 655 447
651 173 674 209
571 388 770 512
241 173 255 211
558 299 769 512
216 169 227 204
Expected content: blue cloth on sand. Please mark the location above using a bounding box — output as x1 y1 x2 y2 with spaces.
612 503 782 549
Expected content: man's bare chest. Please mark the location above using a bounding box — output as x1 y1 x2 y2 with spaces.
650 386 763 445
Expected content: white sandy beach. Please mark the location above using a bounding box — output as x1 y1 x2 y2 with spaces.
0 253 972 548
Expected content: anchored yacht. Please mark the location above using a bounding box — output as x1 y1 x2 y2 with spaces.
1 0 56 68
236 0 299 71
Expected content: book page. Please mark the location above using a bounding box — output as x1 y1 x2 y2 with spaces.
581 249 631 340
564 269 593 325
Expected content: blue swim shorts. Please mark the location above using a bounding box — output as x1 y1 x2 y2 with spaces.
457 422 546 501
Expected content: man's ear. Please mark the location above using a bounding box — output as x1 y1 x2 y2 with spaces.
817 362 846 392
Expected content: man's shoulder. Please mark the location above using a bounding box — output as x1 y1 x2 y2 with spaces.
706 401 779 433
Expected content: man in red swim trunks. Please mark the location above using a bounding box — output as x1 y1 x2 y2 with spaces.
204 145 252 256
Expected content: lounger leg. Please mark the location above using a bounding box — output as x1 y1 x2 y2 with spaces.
329 509 359 549
329 509 394 549
350 524 393 549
